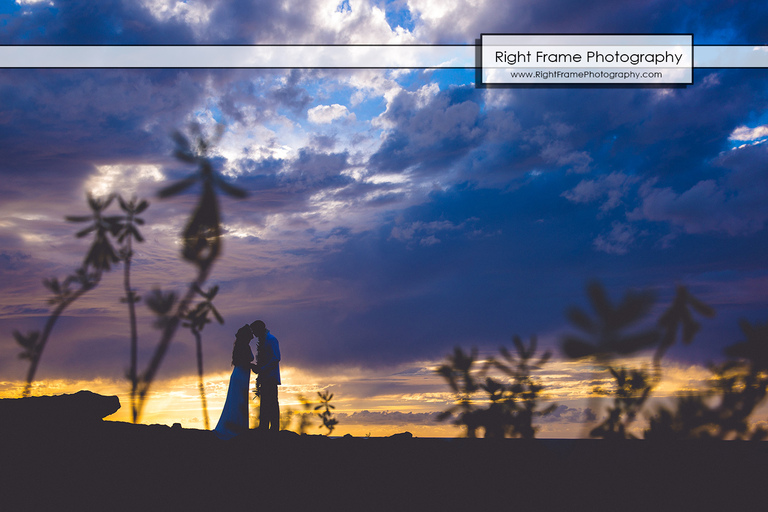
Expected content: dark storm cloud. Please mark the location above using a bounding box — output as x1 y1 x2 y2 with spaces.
290 148 351 182
0 0 197 44
2 0 768 384
204 0 315 44
267 69 314 114
0 69 211 184
280 180 608 368
279 161 768 370
0 0 322 45
309 133 338 151
362 68 768 288
413 0 768 44
368 69 768 202
370 85 486 176
500 71 767 182
368 81 588 182
224 148 355 221
628 142 768 236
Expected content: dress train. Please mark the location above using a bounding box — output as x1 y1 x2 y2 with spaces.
213 365 250 440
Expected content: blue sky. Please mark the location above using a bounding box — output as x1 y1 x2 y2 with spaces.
1 0 768 434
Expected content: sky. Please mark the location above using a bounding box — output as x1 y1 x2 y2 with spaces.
1 0 768 437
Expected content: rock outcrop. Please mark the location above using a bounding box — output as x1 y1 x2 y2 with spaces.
0 390 120 429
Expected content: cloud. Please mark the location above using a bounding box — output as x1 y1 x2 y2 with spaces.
629 143 768 236
308 104 353 124
562 172 640 212
369 84 485 176
140 0 213 29
729 124 768 141
408 0 768 45
339 410 442 425
593 221 637 255
85 164 166 198
1 0 199 44
537 405 596 424
388 218 476 245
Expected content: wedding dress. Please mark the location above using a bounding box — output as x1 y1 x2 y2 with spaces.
213 346 253 440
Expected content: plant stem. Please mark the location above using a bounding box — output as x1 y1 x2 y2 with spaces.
192 327 210 430
23 284 95 397
123 240 140 424
135 267 210 422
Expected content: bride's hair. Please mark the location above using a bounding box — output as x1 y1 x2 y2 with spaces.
232 325 253 366
235 325 252 343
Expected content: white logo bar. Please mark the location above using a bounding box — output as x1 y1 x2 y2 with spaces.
0 45 473 69
0 43 764 70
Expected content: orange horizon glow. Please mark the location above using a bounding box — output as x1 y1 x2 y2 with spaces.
4 357 766 438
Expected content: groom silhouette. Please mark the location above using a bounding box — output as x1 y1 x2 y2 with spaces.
250 320 281 432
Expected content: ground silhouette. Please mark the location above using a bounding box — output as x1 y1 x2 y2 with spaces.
1 391 765 511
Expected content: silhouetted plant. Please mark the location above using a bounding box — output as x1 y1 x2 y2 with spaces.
486 336 557 438
66 193 123 272
655 285 716 370
180 285 225 430
725 319 768 372
316 390 338 435
436 347 482 437
562 281 659 361
590 367 653 439
114 195 149 423
559 280 768 440
646 320 768 440
437 337 555 438
159 125 247 272
14 192 150 402
645 394 716 440
134 124 247 422
15 192 122 397
145 288 179 329
561 281 715 439
280 394 314 433
15 268 101 396
10 124 245 425
296 394 314 434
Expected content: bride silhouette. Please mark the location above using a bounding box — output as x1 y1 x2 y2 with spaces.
213 325 255 440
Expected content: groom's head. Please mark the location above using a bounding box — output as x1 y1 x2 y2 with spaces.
250 320 267 338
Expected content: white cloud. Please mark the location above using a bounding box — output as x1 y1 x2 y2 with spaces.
141 0 213 27
729 124 768 141
85 164 165 198
407 0 483 30
340 69 405 107
308 104 353 124
311 0 417 43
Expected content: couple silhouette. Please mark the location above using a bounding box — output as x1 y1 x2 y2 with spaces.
213 320 281 440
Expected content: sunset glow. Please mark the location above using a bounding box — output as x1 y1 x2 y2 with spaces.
5 356 764 438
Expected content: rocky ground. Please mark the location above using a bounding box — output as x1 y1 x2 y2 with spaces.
1 391 766 511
